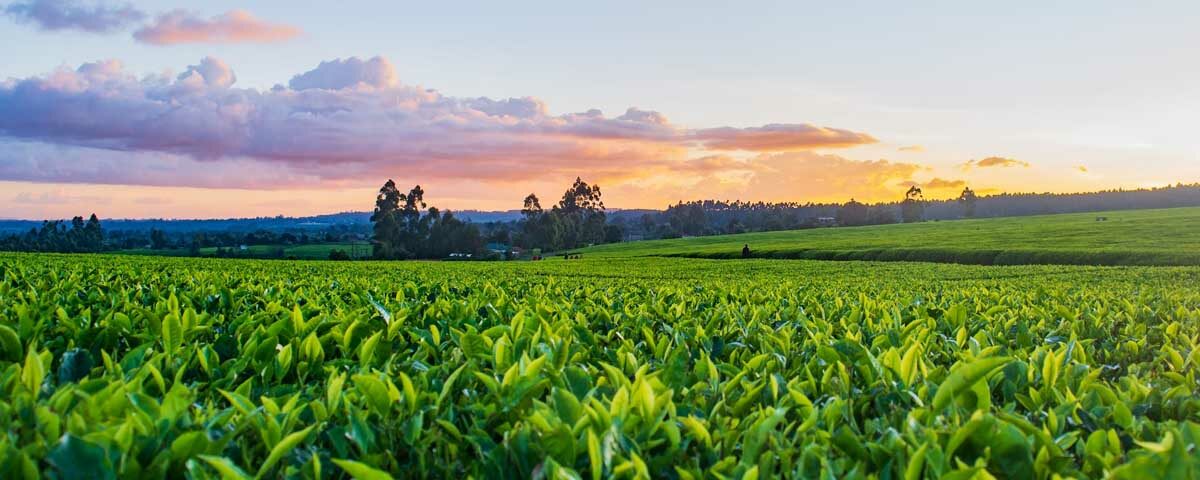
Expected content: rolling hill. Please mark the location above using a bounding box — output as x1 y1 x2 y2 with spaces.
573 206 1200 266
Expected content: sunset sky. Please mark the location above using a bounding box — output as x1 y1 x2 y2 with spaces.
2 0 1198 219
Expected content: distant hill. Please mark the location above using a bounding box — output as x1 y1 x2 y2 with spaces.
0 208 661 235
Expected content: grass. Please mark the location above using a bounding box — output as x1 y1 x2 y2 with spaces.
575 206 1200 266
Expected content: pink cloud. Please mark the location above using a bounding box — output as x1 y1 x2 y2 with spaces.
691 124 877 151
0 56 880 189
133 9 300 45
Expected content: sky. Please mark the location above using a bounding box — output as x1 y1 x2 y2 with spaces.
1 0 1198 219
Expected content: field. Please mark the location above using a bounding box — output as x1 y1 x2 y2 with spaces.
1 253 1197 478
576 207 1200 266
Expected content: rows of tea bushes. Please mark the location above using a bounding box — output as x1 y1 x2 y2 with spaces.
0 253 1197 478
573 206 1200 267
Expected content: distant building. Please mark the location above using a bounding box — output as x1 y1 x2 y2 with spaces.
816 217 837 226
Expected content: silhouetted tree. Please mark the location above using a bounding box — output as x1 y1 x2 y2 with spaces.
522 193 542 218
370 181 483 260
958 186 978 218
519 178 609 250
371 180 401 257
837 199 869 226
666 202 708 236
555 177 606 248
901 186 925 223
0 213 106 252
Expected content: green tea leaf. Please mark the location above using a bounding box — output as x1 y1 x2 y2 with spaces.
255 425 315 479
200 455 253 480
47 434 114 480
932 356 1011 412
333 459 394 480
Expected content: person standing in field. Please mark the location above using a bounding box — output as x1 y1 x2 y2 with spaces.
742 244 751 258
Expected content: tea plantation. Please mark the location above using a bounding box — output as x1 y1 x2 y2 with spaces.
574 207 1200 266
1 254 1198 478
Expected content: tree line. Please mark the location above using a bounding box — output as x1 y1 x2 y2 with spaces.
369 177 624 259
4 182 1199 258
0 215 368 256
515 177 622 251
370 181 487 259
0 214 104 253
628 183 1200 239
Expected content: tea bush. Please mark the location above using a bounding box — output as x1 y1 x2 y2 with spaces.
0 254 1197 478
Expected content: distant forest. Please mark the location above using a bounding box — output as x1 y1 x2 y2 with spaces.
631 183 1200 239
2 183 1198 257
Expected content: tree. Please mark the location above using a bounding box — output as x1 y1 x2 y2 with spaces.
486 227 511 245
639 214 658 236
150 229 169 249
556 177 604 214
371 180 406 259
866 206 897 225
370 181 483 260
425 209 484 258
666 202 707 236
554 177 606 248
958 186 979 218
837 199 868 226
519 178 608 251
522 194 542 218
603 224 624 243
901 186 925 223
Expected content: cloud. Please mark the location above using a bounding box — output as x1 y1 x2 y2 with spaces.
177 57 237 89
133 9 301 45
922 177 967 189
3 0 144 33
898 145 925 152
962 156 1030 169
611 152 926 205
669 155 750 174
0 56 880 190
691 123 877 151
288 56 398 90
13 189 110 205
743 153 922 199
5 2 300 46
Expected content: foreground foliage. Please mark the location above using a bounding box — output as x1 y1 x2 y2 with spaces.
1 254 1198 478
